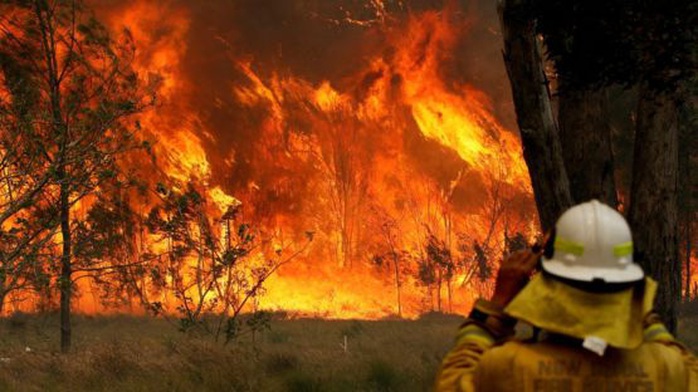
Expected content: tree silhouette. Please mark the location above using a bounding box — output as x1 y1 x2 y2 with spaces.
498 0 696 331
0 0 154 351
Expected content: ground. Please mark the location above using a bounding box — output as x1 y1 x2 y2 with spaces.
0 310 694 391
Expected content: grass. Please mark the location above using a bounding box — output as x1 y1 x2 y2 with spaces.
0 311 693 391
679 298 698 350
0 312 463 391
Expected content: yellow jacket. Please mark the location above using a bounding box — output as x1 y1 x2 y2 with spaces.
435 321 698 391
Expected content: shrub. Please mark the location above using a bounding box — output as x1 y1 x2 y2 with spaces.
285 371 324 392
366 360 404 391
265 353 299 374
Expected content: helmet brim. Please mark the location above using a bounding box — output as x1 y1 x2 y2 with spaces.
541 258 644 284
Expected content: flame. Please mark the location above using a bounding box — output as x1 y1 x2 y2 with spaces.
103 2 212 181
197 8 535 317
109 2 534 318
2 1 541 318
394 12 528 186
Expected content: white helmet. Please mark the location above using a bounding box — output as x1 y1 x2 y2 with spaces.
541 199 644 283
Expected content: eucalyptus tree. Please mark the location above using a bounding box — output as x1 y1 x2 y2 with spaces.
0 0 154 351
498 0 696 332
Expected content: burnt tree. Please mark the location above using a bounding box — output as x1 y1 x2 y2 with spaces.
497 0 572 232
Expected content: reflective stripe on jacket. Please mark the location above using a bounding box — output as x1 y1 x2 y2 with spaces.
435 322 698 391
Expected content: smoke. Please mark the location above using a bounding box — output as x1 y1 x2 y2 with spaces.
96 0 513 191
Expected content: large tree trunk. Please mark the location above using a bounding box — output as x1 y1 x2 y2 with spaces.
686 222 692 299
627 85 680 334
436 269 442 312
558 86 618 207
678 100 695 300
35 0 73 353
59 179 72 353
394 257 402 317
497 0 572 231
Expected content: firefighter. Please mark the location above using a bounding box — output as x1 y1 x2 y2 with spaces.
435 200 698 391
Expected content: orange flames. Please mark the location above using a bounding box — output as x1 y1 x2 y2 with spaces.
4 1 543 317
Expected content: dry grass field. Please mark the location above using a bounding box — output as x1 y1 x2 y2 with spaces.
0 312 462 391
0 309 694 392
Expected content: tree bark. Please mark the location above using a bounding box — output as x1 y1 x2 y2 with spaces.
678 103 694 300
497 0 572 231
59 179 72 353
34 0 73 353
558 86 618 206
436 269 442 312
686 221 692 299
627 85 680 333
393 254 402 317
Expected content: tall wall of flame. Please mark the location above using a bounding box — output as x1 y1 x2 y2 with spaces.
86 0 539 318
